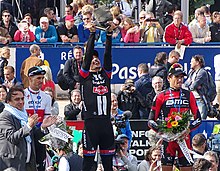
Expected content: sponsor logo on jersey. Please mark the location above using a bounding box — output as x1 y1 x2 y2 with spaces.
93 85 108 95
166 99 189 106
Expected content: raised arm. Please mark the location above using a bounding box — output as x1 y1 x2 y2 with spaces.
103 32 112 71
81 32 96 71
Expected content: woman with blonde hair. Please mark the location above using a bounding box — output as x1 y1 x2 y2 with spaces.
110 6 121 19
40 65 55 92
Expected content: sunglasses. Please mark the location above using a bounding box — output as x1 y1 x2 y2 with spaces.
139 17 145 20
3 15 10 17
83 18 90 21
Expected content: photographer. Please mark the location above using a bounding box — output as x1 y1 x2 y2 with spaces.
117 79 147 119
139 12 164 43
113 134 138 171
111 93 132 147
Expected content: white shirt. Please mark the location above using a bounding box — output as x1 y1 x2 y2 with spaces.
214 54 220 81
24 88 52 123
58 156 70 171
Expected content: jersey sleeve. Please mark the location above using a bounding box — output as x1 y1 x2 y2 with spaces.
44 94 52 118
189 91 202 130
148 93 163 131
80 32 95 78
103 34 112 73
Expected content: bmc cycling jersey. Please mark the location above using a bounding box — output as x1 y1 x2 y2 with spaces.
149 88 201 131
148 88 201 162
24 88 52 123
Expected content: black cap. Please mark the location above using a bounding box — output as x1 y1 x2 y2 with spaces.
168 63 187 76
115 134 129 141
28 66 46 77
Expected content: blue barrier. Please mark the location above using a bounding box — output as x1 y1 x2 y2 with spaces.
14 44 220 84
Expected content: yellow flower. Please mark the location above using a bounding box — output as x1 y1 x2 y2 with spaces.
171 121 178 127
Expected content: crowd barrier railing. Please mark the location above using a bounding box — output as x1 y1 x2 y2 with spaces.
6 41 220 48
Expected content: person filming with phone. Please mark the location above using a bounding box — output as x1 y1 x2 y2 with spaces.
139 11 164 43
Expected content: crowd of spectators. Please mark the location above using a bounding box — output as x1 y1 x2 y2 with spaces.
0 0 218 46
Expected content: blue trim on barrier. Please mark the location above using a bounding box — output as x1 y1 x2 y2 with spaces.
7 41 220 48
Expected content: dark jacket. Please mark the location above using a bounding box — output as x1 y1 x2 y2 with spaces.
0 110 45 171
135 74 153 119
146 89 156 110
161 14 173 30
135 74 152 96
117 90 146 119
0 21 18 41
149 64 168 89
64 103 81 120
184 68 209 99
210 22 220 42
66 152 83 171
0 57 8 83
63 58 81 90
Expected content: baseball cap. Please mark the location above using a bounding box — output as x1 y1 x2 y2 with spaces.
115 134 129 141
40 17 49 23
65 15 75 22
168 63 186 76
28 66 46 77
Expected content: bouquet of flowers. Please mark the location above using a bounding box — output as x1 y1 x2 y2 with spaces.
157 110 192 142
156 110 194 164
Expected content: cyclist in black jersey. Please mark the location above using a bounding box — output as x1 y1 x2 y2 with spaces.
148 63 202 171
79 22 115 171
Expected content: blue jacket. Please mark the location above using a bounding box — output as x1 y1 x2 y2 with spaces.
98 30 121 43
35 25 58 43
135 74 152 97
114 108 132 146
78 22 99 43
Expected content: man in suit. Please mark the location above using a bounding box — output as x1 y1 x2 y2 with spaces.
3 66 23 90
0 86 56 171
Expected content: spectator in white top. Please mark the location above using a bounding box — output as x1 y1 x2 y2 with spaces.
189 13 211 44
214 54 220 107
112 0 132 17
188 8 204 27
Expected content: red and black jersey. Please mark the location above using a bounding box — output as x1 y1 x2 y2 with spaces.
149 88 201 131
79 32 112 120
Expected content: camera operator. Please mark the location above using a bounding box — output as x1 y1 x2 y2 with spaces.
113 134 138 171
139 11 164 43
111 93 132 147
117 79 147 119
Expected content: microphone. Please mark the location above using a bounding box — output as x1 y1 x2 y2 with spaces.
121 111 132 121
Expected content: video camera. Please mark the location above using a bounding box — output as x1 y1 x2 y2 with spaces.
207 133 220 153
208 104 220 120
111 111 132 134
